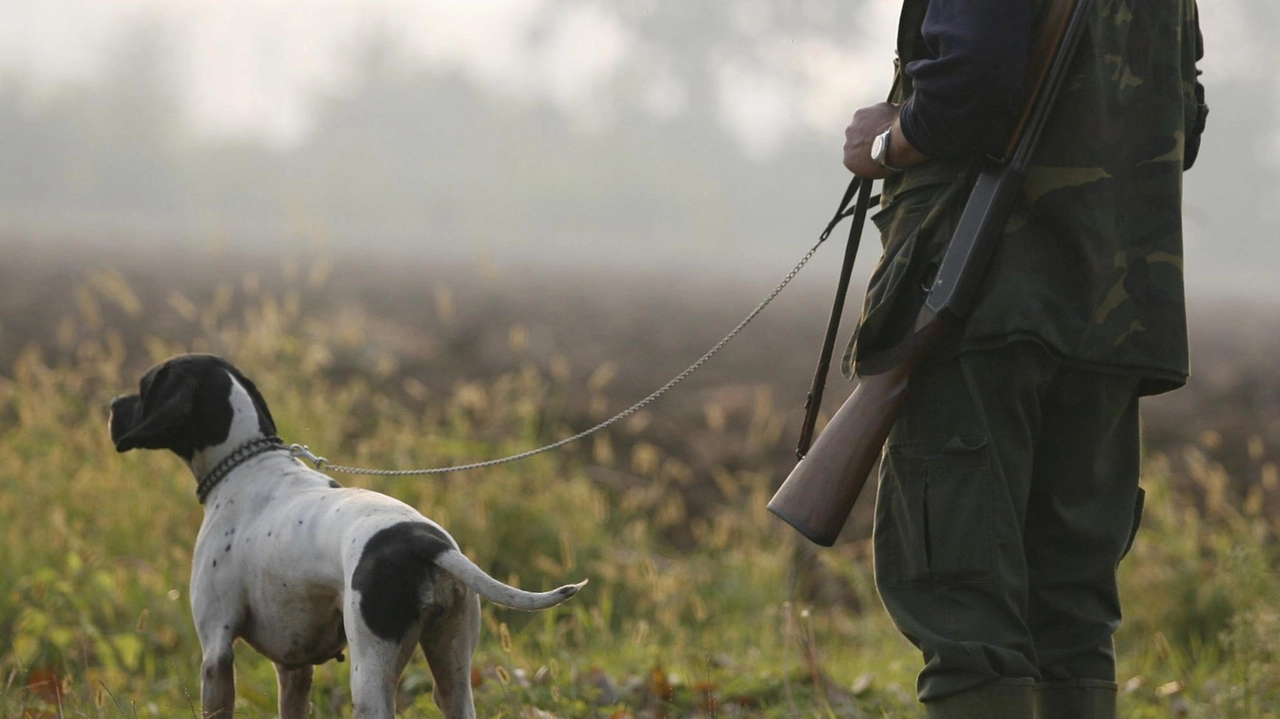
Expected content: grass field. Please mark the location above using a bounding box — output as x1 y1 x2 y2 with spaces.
2 240 1279 718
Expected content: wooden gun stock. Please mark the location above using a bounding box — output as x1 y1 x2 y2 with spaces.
768 316 950 546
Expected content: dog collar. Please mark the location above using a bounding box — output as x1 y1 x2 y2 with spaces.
196 436 287 504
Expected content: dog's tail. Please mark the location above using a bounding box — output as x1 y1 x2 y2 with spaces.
436 549 587 611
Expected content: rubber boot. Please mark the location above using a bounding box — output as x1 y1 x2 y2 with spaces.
923 678 1035 719
1033 679 1116 719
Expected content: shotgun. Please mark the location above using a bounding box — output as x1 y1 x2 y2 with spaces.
769 0 1096 547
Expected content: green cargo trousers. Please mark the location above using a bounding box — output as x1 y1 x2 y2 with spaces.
872 341 1145 716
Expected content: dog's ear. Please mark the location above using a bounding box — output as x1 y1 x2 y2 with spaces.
228 367 277 436
113 367 197 453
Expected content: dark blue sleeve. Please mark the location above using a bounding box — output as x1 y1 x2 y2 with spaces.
897 0 1034 160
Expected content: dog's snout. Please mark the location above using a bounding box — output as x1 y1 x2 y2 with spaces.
109 394 139 421
108 394 141 448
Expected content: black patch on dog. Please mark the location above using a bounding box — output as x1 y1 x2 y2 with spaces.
351 522 453 642
328 480 342 489
111 354 277 460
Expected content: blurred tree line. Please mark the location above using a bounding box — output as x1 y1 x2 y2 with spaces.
0 0 1276 278
0 3 879 258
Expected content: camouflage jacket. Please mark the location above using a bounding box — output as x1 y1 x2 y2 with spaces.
844 0 1207 396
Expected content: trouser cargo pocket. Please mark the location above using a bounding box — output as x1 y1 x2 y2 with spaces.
875 436 995 587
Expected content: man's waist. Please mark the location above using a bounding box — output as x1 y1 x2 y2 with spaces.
879 159 971 209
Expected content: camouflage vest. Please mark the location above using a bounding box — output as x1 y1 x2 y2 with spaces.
846 0 1202 396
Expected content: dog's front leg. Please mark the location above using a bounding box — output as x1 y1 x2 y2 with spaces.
275 663 314 719
200 646 235 719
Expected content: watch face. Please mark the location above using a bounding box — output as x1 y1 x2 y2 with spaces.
871 131 888 162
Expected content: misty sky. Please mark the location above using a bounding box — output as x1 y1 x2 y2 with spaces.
0 0 901 155
1 0 1278 300
2 0 1266 150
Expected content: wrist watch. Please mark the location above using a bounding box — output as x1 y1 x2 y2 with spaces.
871 127 905 173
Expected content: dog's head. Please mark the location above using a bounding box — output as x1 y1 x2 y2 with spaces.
110 354 276 461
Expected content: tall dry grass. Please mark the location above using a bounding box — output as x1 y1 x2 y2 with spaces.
0 259 1276 718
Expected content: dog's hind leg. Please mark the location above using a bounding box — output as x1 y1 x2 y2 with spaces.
420 593 481 719
198 643 236 719
345 595 424 719
346 634 404 719
274 663 313 719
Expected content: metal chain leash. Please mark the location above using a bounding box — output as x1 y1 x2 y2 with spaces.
291 206 861 477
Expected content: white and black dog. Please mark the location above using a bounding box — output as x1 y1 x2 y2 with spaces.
109 354 586 719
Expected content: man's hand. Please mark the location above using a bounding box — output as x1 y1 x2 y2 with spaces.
843 102 929 178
